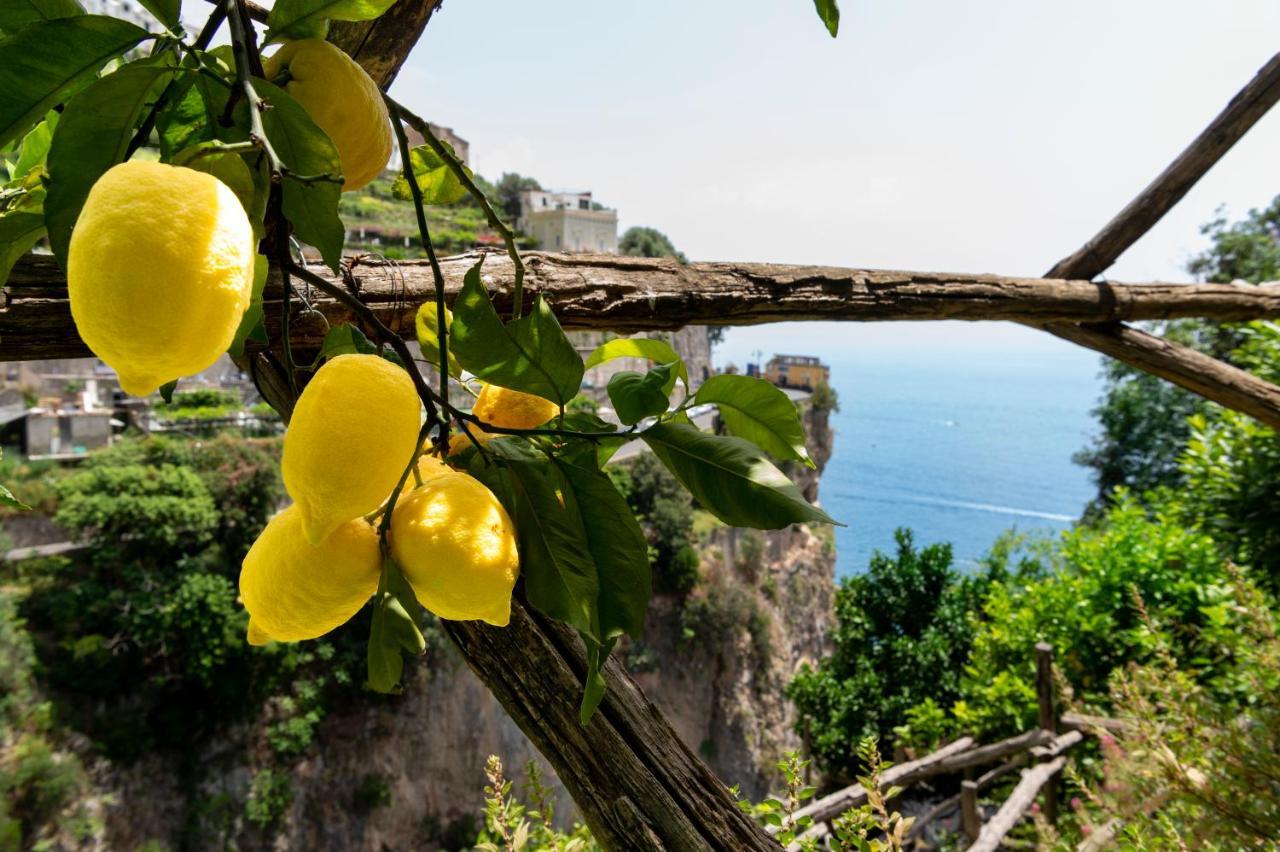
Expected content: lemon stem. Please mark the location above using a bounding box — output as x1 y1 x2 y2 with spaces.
385 96 527 322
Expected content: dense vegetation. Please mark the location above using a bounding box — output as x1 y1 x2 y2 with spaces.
789 196 1280 845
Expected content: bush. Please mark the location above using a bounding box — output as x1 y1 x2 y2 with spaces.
787 529 996 777
244 769 292 828
953 495 1241 738
1069 574 1280 846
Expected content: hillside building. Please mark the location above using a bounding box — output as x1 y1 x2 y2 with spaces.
518 189 617 253
764 354 829 391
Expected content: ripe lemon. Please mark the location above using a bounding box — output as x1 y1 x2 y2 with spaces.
263 39 392 191
472 383 559 430
67 161 254 397
240 504 381 644
390 473 519 626
446 423 494 457
416 453 453 481
283 354 421 544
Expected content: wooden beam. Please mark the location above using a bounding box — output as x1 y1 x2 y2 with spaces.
781 736 976 830
1033 50 1280 428
1045 50 1280 282
968 756 1069 852
329 0 445 89
6 252 1280 360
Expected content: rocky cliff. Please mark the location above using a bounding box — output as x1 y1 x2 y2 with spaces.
92 403 837 850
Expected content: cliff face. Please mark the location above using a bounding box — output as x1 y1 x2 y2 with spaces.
93 404 837 850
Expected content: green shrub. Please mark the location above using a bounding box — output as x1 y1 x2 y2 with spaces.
787 529 997 778
954 495 1240 738
244 769 292 828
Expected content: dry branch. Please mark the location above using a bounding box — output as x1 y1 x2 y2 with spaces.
968 756 1069 852
1031 50 1280 428
780 736 976 832
442 601 777 849
6 252 1280 360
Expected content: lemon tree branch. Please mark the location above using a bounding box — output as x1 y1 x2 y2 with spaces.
385 96 528 320
389 105 453 450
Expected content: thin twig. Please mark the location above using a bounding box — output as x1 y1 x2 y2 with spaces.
124 4 228 158
384 95 527 320
389 104 452 450
225 0 283 181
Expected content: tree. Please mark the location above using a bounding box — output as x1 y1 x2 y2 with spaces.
787 529 995 778
493 172 542 219
619 226 689 263
1076 198 1280 505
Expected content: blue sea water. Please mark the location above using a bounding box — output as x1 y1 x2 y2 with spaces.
822 340 1103 575
722 322 1106 577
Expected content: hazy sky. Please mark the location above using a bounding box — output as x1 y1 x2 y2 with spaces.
389 1 1280 363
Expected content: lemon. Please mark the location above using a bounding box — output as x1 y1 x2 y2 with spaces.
446 423 494 457
240 504 380 644
472 383 559 430
283 354 421 544
416 453 453 481
67 161 255 397
263 39 392 191
390 473 519 626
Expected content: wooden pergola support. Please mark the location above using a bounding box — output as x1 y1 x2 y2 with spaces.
1031 49 1280 426
968 756 1069 852
5 251 1280 347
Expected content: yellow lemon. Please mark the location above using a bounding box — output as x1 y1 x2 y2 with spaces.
263 39 392 191
446 423 494 457
283 354 421 544
390 474 519 626
416 453 453 481
240 504 381 644
67 161 254 397
472 383 558 430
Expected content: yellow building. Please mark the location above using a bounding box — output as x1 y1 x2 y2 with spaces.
764 354 829 390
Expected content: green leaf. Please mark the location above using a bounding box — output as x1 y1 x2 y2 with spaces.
561 411 630 466
812 0 839 36
552 444 650 640
159 380 176 403
579 636 616 725
584 337 687 395
44 63 174 265
229 254 269 359
471 440 601 640
157 56 240 158
265 0 396 42
392 144 472 206
320 323 378 358
695 374 814 468
137 0 181 30
366 559 426 694
641 422 838 529
415 303 461 378
0 0 83 33
254 78 345 272
0 15 152 150
607 363 674 426
451 258 584 406
13 112 57 179
0 212 45 287
0 481 31 511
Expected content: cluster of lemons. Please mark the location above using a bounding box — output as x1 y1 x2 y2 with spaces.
63 38 550 643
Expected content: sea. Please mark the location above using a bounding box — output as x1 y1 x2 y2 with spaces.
720 321 1105 577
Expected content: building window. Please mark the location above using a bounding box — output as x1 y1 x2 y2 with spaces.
542 197 548 207
555 235 560 247
579 199 589 210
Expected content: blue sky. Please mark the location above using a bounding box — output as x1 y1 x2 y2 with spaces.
389 1 1280 363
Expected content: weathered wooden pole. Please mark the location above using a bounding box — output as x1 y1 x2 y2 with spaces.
1035 642 1059 826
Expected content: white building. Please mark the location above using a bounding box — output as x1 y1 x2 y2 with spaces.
517 189 617 254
